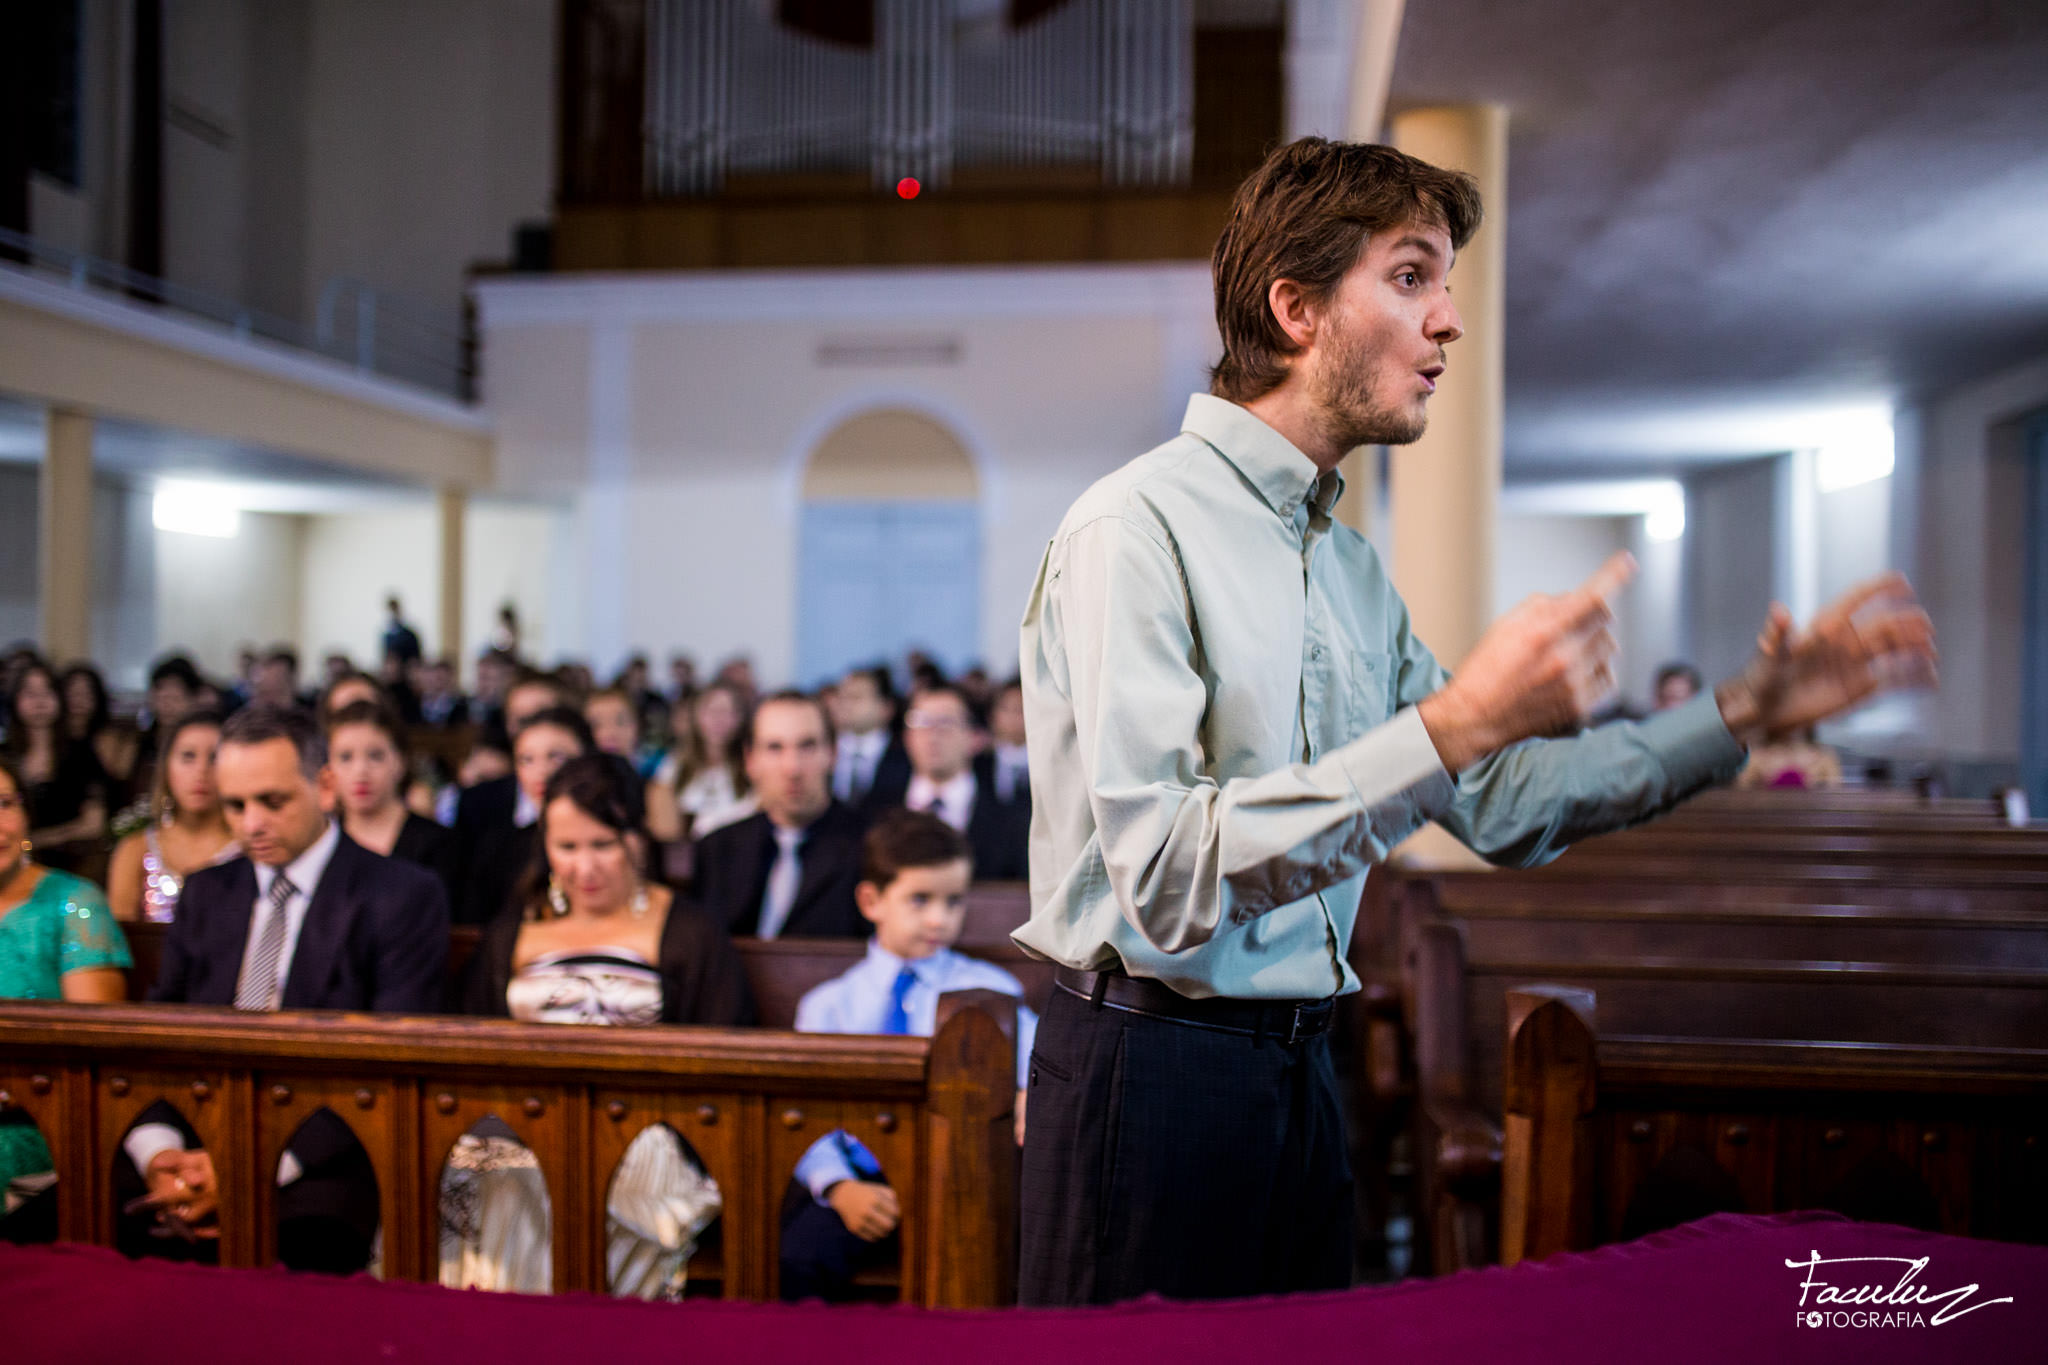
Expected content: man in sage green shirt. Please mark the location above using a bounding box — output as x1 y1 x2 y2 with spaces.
1012 138 1936 1307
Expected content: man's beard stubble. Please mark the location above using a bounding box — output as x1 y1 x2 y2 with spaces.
1308 316 1429 450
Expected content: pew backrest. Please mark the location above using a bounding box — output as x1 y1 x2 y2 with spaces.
1500 988 2048 1265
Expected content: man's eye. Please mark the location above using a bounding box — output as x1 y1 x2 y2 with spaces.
1397 270 1419 287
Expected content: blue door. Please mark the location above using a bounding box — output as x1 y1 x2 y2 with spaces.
798 501 981 688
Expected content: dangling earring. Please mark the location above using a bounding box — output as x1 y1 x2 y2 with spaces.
629 882 649 919
547 877 570 917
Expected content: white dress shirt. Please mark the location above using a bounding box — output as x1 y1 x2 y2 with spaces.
792 941 1039 1200
905 770 977 833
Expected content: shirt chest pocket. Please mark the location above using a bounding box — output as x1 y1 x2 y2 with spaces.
1345 650 1397 731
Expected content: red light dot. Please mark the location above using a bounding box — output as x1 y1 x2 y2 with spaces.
897 177 921 200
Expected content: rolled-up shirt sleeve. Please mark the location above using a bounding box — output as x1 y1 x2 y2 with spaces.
1054 515 1457 955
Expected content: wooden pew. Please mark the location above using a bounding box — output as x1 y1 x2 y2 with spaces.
0 996 1018 1305
1389 874 2048 1273
1498 986 2048 1265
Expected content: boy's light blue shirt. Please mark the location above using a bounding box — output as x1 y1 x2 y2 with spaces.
793 940 1038 1203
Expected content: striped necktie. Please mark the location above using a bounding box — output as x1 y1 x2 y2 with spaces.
234 871 298 1011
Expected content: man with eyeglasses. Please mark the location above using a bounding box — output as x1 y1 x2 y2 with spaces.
897 685 1028 881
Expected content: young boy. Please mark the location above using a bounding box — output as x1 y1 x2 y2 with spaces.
779 809 1037 1301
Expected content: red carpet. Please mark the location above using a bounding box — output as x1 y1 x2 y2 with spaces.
5 1212 2039 1364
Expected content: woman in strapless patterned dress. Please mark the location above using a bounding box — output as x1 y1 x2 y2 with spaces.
106 713 237 923
454 753 754 1298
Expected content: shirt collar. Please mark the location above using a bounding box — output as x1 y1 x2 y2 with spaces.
256 820 340 901
513 786 540 828
908 769 976 811
1180 392 1344 523
865 937 948 983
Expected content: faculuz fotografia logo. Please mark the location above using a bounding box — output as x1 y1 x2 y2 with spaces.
1787 1251 2015 1329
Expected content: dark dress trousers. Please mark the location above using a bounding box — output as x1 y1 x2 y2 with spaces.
692 802 868 939
150 832 450 1013
458 897 757 1025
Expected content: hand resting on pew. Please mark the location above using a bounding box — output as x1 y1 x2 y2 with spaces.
135 1149 220 1240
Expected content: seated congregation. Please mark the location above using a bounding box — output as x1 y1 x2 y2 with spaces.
3 638 2044 1310
0 643 1037 1302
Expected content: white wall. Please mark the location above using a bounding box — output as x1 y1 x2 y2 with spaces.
1902 352 2048 761
298 503 440 668
154 511 307 678
90 477 158 688
464 499 567 672
478 266 1216 687
1493 512 1676 712
1683 457 1781 683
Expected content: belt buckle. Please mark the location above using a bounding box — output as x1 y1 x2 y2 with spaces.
1284 1004 1314 1046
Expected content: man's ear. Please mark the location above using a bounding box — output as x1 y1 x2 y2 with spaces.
1267 277 1320 352
313 764 338 816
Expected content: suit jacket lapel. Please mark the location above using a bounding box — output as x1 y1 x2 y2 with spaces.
788 805 850 928
206 860 260 1006
281 838 364 1008
736 816 776 934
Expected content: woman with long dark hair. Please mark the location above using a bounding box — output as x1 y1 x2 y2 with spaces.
106 711 237 923
61 664 139 803
452 753 750 1297
1 663 107 875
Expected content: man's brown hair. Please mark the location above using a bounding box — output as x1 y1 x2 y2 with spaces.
861 808 972 892
1209 137 1484 404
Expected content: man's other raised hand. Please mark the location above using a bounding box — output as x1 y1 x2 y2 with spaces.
1713 573 1938 746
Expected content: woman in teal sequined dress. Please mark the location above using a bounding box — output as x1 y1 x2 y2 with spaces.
0 754 131 1230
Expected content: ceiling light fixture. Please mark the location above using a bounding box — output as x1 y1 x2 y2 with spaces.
1815 417 1895 493
153 484 242 538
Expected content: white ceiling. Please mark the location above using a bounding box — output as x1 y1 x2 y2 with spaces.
1388 0 2048 476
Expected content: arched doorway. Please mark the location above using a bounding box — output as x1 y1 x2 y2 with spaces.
797 408 981 688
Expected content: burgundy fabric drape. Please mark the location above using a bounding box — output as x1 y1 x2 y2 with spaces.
5 1212 2040 1363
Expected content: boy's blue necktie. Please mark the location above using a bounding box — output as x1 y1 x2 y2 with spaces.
883 965 917 1035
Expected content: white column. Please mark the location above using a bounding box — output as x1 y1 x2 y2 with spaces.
1388 104 1508 670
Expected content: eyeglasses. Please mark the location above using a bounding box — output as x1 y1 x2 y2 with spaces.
0 795 22 815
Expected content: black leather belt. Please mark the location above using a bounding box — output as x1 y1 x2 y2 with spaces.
1054 965 1335 1044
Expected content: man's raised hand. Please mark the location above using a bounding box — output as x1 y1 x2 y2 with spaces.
1418 551 1637 774
1715 572 1937 745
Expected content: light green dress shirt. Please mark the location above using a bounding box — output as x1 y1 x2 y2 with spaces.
1013 393 1748 1001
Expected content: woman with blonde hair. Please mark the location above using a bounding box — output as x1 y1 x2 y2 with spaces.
106 712 238 923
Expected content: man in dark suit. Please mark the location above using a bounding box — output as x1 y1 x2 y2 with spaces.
124 704 448 1271
694 691 867 939
451 671 568 919
829 664 911 813
891 684 1029 880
